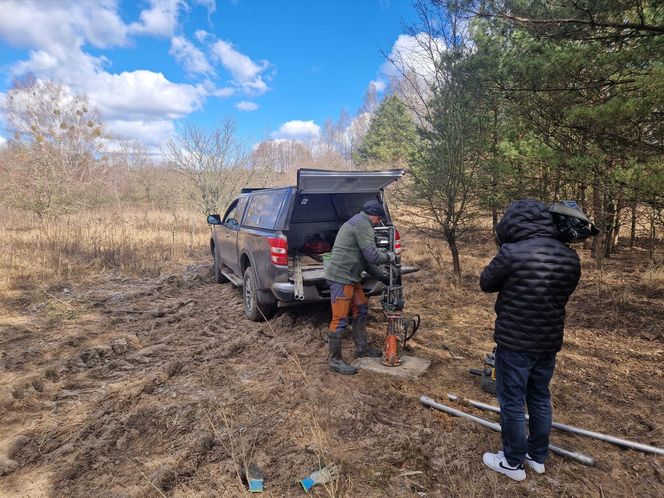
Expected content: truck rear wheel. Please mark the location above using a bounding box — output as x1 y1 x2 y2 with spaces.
243 266 277 321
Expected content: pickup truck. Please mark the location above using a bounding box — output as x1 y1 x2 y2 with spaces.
207 168 417 321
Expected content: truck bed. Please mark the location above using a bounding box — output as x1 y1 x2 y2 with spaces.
289 261 418 284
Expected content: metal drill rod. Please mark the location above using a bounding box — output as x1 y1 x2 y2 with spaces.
420 395 595 466
447 393 664 457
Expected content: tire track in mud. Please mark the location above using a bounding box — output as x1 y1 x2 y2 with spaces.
2 264 663 497
0 267 269 496
1 266 354 497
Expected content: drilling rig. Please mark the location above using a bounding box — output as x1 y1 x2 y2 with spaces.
379 225 420 366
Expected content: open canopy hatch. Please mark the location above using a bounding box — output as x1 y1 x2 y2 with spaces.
296 168 405 194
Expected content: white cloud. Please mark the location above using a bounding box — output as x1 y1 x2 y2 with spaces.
270 120 320 141
129 0 183 37
371 79 386 92
9 42 206 147
170 35 214 76
0 1 129 51
210 40 270 95
128 1 217 38
195 29 211 43
0 0 226 146
193 0 216 15
0 0 269 146
381 33 444 82
235 101 259 111
89 71 206 121
210 87 236 98
105 119 175 146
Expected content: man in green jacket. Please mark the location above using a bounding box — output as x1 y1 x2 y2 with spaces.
324 200 396 375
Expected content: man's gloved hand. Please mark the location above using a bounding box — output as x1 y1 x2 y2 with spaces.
299 463 340 492
385 251 397 263
379 273 391 286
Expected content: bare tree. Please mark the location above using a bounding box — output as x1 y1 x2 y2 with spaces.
2 80 107 217
252 138 312 182
162 119 275 215
359 82 380 115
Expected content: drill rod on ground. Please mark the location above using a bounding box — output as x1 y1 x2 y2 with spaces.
420 395 595 466
447 393 664 456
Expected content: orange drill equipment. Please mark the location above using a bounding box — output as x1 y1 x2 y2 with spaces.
380 226 419 366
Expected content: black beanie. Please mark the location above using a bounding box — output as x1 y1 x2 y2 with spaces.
362 200 386 217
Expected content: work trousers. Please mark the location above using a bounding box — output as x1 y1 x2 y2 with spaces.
495 346 557 467
327 281 368 335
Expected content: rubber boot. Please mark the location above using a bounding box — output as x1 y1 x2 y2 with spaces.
328 332 357 375
352 316 382 358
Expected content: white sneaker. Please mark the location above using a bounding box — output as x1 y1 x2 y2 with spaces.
482 451 526 482
525 453 545 474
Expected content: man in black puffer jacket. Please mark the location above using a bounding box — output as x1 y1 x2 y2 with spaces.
480 199 581 481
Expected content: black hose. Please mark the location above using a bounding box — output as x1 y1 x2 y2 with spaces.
403 314 420 348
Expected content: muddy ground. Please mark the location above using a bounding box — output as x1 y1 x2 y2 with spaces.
1 241 663 497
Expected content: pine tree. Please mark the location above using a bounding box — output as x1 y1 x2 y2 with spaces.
354 95 418 166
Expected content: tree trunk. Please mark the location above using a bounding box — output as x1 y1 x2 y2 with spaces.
491 207 498 242
610 198 623 253
603 195 617 258
447 235 462 280
578 183 592 251
578 182 586 211
491 107 499 240
649 207 657 264
630 200 637 247
591 181 603 260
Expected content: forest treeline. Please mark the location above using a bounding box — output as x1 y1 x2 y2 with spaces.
1 1 662 276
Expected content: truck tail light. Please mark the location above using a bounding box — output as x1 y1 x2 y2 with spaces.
268 237 288 266
395 228 402 256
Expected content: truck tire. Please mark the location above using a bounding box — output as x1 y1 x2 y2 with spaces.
243 266 277 321
213 250 229 284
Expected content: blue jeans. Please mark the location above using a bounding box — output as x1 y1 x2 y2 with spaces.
495 346 556 467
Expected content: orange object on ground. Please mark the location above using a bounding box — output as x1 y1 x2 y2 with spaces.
382 334 401 366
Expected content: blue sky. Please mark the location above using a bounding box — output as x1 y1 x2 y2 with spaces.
0 0 421 148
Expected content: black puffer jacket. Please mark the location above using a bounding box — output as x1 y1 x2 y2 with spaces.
480 199 581 353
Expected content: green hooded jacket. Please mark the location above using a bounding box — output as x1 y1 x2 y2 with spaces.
324 211 390 284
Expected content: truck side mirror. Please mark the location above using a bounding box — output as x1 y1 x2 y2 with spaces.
207 214 222 225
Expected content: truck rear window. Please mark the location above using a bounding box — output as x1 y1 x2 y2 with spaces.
243 191 287 229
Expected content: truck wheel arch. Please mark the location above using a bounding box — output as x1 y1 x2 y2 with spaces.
240 253 252 276
240 252 272 298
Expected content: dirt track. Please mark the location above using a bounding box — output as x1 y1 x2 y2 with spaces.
1 251 663 497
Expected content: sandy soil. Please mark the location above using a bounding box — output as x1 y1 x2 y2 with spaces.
1 241 663 497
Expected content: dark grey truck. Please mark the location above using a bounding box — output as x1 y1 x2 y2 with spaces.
207 169 417 321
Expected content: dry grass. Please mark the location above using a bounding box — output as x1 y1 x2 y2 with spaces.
1 209 662 496
0 206 209 300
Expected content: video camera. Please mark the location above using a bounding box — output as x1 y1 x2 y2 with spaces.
550 201 599 243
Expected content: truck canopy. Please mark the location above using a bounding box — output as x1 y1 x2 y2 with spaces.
296 168 405 194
